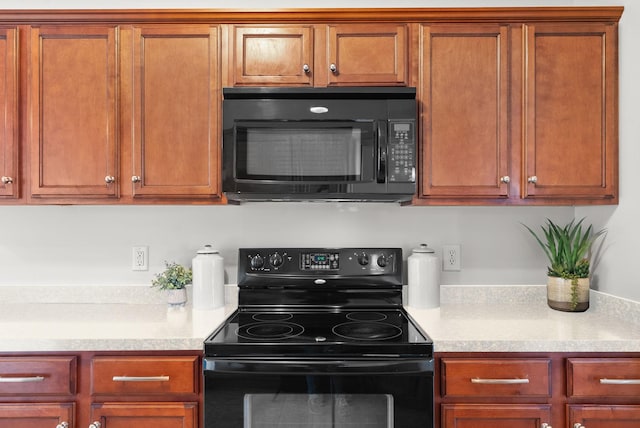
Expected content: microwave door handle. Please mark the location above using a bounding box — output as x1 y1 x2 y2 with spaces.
377 122 387 183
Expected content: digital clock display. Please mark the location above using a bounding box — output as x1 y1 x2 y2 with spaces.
302 252 339 270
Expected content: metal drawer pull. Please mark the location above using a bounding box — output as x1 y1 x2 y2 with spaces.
112 375 170 382
541 424 552 428
89 422 102 428
0 375 45 383
471 377 530 384
574 424 585 428
600 378 640 385
56 423 69 428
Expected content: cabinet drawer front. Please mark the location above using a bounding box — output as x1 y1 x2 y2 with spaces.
91 356 199 395
0 356 76 395
568 358 640 398
441 358 551 398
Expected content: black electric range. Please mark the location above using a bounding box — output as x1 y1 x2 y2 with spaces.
204 247 432 358
203 248 434 428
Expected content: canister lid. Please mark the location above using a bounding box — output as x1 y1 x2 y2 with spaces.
412 243 435 254
197 244 219 254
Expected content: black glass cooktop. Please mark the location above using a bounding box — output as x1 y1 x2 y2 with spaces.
204 309 432 358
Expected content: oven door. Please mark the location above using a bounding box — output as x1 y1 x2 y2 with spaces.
203 357 433 428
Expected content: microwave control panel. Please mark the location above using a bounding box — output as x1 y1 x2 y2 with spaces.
387 120 416 183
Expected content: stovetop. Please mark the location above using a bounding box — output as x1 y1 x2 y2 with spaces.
204 308 432 358
204 247 432 358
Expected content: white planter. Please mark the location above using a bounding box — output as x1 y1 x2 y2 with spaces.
547 276 589 312
166 288 187 307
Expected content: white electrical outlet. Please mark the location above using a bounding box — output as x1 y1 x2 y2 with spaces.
442 244 461 271
132 246 149 271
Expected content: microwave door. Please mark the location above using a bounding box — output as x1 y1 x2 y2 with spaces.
233 121 375 185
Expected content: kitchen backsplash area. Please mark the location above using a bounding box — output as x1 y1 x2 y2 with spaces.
1 203 573 287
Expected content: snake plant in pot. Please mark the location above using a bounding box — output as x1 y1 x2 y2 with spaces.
523 218 605 312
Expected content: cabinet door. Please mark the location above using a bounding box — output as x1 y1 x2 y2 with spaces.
0 27 18 199
327 24 408 86
442 404 551 428
128 26 221 200
570 405 640 428
419 25 510 200
91 402 197 428
523 23 617 202
0 403 74 428
28 26 118 200
230 25 314 86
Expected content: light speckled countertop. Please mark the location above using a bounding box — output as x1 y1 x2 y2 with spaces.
0 284 638 353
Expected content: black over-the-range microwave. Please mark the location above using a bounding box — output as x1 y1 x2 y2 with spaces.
222 87 417 203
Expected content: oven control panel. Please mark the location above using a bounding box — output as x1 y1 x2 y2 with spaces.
238 247 403 287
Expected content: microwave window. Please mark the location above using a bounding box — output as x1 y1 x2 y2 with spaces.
238 127 364 181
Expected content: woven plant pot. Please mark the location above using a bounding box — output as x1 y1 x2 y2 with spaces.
166 288 188 307
547 276 589 312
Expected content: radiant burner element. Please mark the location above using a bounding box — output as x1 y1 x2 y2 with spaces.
237 321 304 340
333 321 402 341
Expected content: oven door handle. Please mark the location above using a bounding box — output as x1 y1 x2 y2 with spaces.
203 358 433 375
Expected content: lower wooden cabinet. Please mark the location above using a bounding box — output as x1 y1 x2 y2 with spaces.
441 404 551 428
569 405 640 428
0 352 201 428
0 403 74 428
90 402 198 428
438 354 640 428
439 357 554 427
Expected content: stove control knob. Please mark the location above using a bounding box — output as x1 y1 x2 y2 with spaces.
357 253 370 266
250 255 264 269
377 255 388 267
269 253 283 268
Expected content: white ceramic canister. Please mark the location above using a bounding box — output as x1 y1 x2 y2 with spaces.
407 244 440 309
192 245 225 310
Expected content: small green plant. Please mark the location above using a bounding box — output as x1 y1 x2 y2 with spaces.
522 218 605 280
151 261 193 290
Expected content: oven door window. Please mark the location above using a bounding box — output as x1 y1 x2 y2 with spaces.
245 393 393 427
234 121 375 182
204 367 433 428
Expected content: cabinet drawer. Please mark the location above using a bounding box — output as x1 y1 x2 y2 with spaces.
441 358 551 398
91 356 199 395
568 358 640 398
0 356 76 395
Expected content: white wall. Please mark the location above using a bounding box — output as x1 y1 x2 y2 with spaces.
1 0 636 302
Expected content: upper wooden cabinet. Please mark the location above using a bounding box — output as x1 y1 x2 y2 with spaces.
419 24 510 201
416 19 619 205
227 23 409 87
120 25 222 201
28 25 119 202
0 7 622 206
522 22 618 203
0 28 18 200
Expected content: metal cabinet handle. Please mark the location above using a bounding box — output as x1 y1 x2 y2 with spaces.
131 175 141 183
600 378 640 385
329 63 337 73
471 377 529 384
1 176 13 184
527 175 538 184
0 375 45 383
56 423 69 428
112 375 170 382
89 422 101 428
303 64 310 73
500 176 510 183
541 424 552 428
104 175 115 184
574 424 585 428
